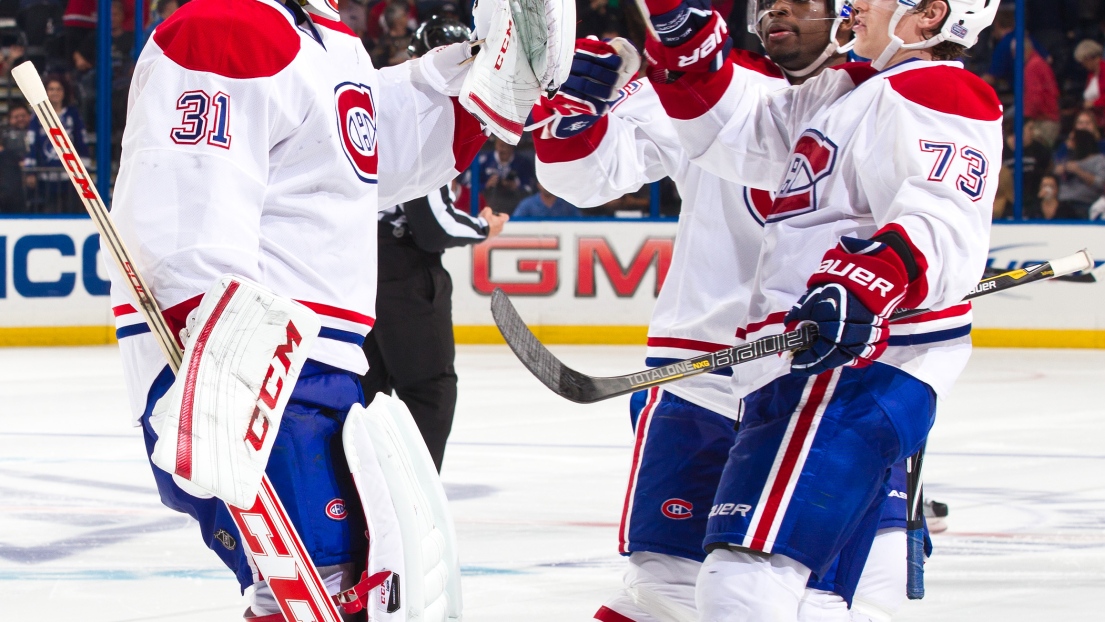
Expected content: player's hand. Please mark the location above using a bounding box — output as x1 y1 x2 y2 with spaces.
644 0 731 73
784 237 910 376
480 207 509 238
528 37 640 139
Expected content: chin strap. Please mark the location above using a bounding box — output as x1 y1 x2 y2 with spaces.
782 40 837 78
869 2 948 71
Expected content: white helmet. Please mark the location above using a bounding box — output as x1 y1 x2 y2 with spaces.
848 0 1001 70
745 0 852 78
300 0 340 21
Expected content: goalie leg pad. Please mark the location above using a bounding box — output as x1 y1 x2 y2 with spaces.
344 393 462 621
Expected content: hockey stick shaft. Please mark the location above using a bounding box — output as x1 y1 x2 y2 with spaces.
905 445 926 599
11 62 344 622
493 250 1094 403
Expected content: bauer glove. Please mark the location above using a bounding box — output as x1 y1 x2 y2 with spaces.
644 0 731 73
785 236 912 376
529 37 640 139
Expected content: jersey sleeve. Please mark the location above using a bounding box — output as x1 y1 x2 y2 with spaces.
110 47 288 313
403 185 489 253
651 54 872 187
375 59 487 208
533 80 685 206
857 70 1004 311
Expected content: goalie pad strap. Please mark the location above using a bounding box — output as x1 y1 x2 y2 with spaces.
335 570 393 614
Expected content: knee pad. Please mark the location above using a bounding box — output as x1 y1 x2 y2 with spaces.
851 528 907 622
696 549 811 622
597 552 699 622
344 393 461 621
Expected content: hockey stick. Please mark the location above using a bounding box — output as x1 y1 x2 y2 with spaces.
11 62 345 622
905 445 926 600
491 250 1094 403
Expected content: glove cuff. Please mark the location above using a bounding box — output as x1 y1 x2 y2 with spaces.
645 11 731 73
807 237 910 318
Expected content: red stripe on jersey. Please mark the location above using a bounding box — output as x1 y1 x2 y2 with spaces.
468 93 524 135
451 97 489 172
652 60 735 121
887 65 1002 122
735 311 787 340
618 387 661 555
594 606 639 622
891 302 972 325
747 371 833 551
647 336 730 352
829 61 878 86
154 0 300 80
177 280 240 480
295 300 375 328
311 14 356 37
113 304 137 317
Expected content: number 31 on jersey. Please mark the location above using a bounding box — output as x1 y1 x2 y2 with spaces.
171 90 232 149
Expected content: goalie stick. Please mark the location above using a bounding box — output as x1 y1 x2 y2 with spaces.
905 444 926 600
491 249 1094 404
11 62 345 622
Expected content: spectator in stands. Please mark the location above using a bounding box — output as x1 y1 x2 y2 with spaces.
1037 174 1060 220
983 9 1049 93
577 0 628 41
368 0 415 67
513 180 580 219
1056 110 1105 160
1055 129 1105 219
1022 38 1061 146
143 0 180 45
1075 39 1104 127
0 29 28 78
997 118 1052 219
478 136 534 214
23 74 86 213
0 102 31 213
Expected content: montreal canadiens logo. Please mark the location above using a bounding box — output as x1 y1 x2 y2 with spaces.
326 498 348 521
335 82 379 183
661 498 693 520
770 129 838 222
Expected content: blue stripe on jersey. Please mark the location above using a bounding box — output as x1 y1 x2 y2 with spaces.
116 324 152 339
318 326 366 346
646 357 734 377
888 324 972 347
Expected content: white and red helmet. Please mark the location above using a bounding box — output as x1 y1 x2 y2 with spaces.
842 0 1001 69
300 0 340 21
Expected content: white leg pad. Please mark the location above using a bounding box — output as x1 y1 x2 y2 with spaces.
696 549 811 622
600 552 698 622
797 588 850 622
343 394 461 622
851 528 907 622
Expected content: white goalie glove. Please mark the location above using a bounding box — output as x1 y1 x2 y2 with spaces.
460 0 575 144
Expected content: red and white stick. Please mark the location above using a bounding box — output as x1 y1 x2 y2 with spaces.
11 61 344 622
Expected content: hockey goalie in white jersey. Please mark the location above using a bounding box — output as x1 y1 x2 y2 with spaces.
630 0 1002 619
105 0 571 619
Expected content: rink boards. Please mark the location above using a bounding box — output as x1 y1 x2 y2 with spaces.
0 217 1101 348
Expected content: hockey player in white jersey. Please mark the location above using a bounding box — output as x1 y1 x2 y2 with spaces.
636 0 1002 619
104 0 568 618
533 3 921 619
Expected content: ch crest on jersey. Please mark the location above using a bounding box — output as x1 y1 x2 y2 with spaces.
743 187 774 226
769 129 838 222
334 82 379 183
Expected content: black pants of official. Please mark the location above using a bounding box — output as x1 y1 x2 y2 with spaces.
361 232 458 472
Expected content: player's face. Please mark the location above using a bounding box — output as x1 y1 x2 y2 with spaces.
756 0 835 70
850 0 896 60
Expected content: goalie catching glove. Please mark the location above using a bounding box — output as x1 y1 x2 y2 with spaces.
460 0 575 144
528 36 640 139
784 236 915 376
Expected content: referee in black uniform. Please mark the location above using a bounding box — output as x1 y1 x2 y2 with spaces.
363 16 509 472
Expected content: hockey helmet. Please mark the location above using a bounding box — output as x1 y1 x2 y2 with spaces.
299 0 340 21
841 0 1001 69
408 15 473 57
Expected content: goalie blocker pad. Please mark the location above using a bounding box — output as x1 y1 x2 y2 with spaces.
344 394 462 622
461 0 575 144
150 275 321 509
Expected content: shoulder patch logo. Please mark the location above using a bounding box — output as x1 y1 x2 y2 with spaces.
335 82 379 183
326 498 348 520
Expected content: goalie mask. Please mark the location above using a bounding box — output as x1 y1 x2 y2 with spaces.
843 0 1000 70
747 0 853 78
299 0 340 21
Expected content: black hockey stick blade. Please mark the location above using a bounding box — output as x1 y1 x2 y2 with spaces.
490 288 816 403
492 250 1093 404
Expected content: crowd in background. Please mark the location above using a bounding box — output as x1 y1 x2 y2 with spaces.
0 0 1102 219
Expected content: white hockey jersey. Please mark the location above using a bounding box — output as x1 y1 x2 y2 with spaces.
109 0 485 419
652 58 1003 398
534 50 788 419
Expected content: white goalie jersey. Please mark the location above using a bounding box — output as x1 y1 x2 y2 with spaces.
534 50 789 419
108 0 486 420
651 58 1003 398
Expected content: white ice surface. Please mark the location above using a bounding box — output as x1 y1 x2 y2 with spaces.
0 345 1102 620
